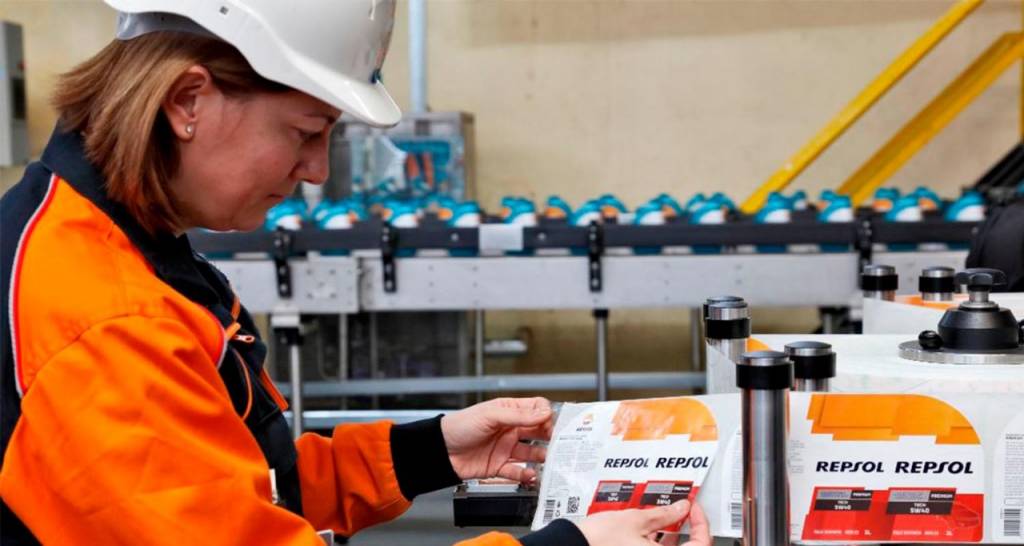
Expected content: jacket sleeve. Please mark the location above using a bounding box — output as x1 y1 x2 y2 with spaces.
0 316 325 546
294 413 589 546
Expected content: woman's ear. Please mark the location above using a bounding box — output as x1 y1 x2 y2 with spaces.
163 65 215 141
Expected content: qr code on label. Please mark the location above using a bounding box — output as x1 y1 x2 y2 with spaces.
567 496 580 514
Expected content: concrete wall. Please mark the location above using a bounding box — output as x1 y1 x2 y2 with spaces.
1 0 1018 398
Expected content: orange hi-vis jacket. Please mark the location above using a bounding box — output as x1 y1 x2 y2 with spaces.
0 127 587 546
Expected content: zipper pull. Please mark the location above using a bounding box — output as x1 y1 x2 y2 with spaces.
233 333 256 344
269 468 282 506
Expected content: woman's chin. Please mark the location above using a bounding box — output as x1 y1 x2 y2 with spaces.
198 216 265 233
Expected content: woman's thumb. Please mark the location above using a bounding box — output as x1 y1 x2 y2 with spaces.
641 500 690 534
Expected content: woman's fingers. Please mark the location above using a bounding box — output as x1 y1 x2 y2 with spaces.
494 462 537 483
682 502 711 546
510 442 547 463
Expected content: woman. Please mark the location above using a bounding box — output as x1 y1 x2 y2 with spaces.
0 2 711 545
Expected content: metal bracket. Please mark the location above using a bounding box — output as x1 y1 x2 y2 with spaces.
272 228 294 298
855 218 874 275
270 305 303 345
587 221 604 292
381 224 398 293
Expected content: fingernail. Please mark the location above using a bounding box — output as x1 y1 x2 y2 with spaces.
674 500 690 512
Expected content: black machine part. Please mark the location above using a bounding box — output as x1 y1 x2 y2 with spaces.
923 269 1023 352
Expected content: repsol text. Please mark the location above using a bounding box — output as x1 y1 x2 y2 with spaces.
814 460 974 475
603 457 711 469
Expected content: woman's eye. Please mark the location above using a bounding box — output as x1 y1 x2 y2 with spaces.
297 129 319 142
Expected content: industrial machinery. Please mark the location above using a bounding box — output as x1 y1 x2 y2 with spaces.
454 266 1024 540
899 269 1024 365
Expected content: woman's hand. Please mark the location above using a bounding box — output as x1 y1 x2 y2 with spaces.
440 397 553 483
577 500 712 546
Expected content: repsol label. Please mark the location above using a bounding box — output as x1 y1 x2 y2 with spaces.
815 460 975 475
605 458 649 469
815 461 885 473
603 457 710 469
894 460 974 475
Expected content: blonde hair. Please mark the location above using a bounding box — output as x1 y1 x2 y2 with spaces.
53 33 287 234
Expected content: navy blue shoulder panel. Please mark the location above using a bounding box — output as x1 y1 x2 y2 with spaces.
0 161 52 545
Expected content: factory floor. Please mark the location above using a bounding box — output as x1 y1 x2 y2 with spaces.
348 490 735 545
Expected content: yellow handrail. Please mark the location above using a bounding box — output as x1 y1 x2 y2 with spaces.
846 33 1024 205
739 0 984 213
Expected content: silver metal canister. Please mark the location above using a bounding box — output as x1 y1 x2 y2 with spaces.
785 341 836 392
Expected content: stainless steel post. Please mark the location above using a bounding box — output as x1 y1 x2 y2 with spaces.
705 298 750 393
339 313 348 410
289 343 303 438
594 309 609 401
689 307 706 374
737 351 793 546
368 312 379 410
785 341 836 392
706 299 749 363
861 264 898 301
272 307 304 439
919 266 955 302
475 309 485 403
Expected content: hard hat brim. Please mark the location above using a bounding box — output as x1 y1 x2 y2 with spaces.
287 53 402 129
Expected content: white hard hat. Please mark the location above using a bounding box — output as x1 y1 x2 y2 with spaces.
105 0 401 127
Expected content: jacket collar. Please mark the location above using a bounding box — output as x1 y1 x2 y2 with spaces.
39 124 224 310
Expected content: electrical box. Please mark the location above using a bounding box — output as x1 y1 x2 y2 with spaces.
1 21 29 167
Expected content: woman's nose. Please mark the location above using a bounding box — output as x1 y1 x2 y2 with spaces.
295 145 330 185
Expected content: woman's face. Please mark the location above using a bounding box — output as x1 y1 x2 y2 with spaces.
167 74 341 232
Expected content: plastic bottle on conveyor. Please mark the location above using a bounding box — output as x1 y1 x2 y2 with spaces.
753 192 792 254
434 196 458 224
316 202 353 256
498 196 517 222
683 193 706 215
426 194 456 217
818 195 853 253
945 191 985 222
598 194 628 224
569 200 603 256
543 195 572 221
911 186 943 212
787 190 809 211
632 201 665 255
655 193 685 220
869 187 900 213
503 198 538 256
816 189 837 210
383 201 419 257
689 194 731 255
447 202 482 257
346 200 368 224
265 198 307 231
944 191 986 249
311 198 335 227
884 195 923 251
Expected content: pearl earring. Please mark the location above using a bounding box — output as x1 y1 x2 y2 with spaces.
185 124 195 136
